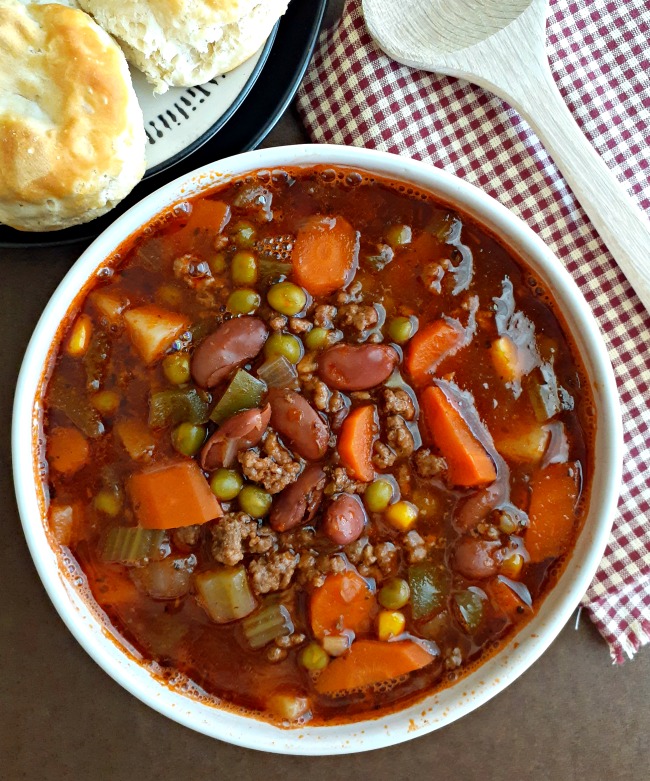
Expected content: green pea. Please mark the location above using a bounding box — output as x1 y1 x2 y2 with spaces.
387 316 417 344
162 353 191 385
386 224 412 247
231 220 257 248
210 469 244 501
171 422 206 457
91 389 121 416
378 578 411 610
94 488 122 517
227 289 261 314
264 332 303 364
299 642 329 671
267 281 307 316
231 250 258 285
238 485 272 518
364 479 394 513
304 326 331 351
209 252 227 275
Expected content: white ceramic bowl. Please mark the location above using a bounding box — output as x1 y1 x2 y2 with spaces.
13 144 622 754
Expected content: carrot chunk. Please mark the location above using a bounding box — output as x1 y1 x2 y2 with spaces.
48 426 90 475
292 215 359 296
184 199 231 234
405 320 462 386
314 639 434 696
337 405 378 482
525 462 580 562
127 461 222 529
420 386 496 487
310 571 377 640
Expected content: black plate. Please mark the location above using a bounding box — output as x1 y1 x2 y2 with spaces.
1 0 327 249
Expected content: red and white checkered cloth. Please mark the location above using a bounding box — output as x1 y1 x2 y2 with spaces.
296 0 650 663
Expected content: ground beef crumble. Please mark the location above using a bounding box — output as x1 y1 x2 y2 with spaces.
386 415 415 459
413 448 447 478
380 388 415 420
337 303 378 332
373 441 396 469
248 551 299 594
402 530 428 564
313 304 337 327
171 524 201 552
325 466 368 495
238 431 301 494
209 513 277 567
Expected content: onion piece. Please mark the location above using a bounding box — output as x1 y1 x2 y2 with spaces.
257 355 298 388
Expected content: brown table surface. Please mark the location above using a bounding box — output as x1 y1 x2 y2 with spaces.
2 4 649 777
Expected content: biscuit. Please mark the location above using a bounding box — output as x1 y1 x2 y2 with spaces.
0 0 146 231
78 0 290 94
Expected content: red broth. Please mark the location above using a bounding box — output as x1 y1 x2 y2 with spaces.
41 166 594 726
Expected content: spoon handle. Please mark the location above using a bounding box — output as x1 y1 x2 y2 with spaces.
500 66 650 313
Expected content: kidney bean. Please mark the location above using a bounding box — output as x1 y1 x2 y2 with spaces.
191 317 268 388
454 537 500 579
317 344 399 391
322 494 367 545
268 388 329 460
270 464 326 532
200 405 271 470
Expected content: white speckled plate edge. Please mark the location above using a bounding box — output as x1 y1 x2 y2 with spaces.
135 26 278 178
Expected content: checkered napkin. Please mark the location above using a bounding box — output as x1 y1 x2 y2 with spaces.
296 0 650 662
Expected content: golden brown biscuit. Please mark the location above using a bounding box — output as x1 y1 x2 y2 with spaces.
0 0 145 231
78 0 290 94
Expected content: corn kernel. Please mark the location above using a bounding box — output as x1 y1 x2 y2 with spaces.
500 553 524 579
65 314 92 357
377 610 406 641
384 500 419 531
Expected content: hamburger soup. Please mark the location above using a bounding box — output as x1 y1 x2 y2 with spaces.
41 166 594 726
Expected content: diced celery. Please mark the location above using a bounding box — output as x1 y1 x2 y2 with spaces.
210 369 266 424
408 561 450 621
131 554 197 600
453 587 486 632
149 388 210 428
100 527 170 564
195 565 257 623
241 600 294 649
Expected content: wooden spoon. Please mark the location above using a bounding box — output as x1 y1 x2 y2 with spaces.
362 0 650 312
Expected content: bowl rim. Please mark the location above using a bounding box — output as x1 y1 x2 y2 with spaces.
12 144 623 754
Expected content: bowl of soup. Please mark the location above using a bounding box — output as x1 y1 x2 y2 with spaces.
13 144 621 753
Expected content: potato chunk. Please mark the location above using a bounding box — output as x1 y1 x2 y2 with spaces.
124 305 189 364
